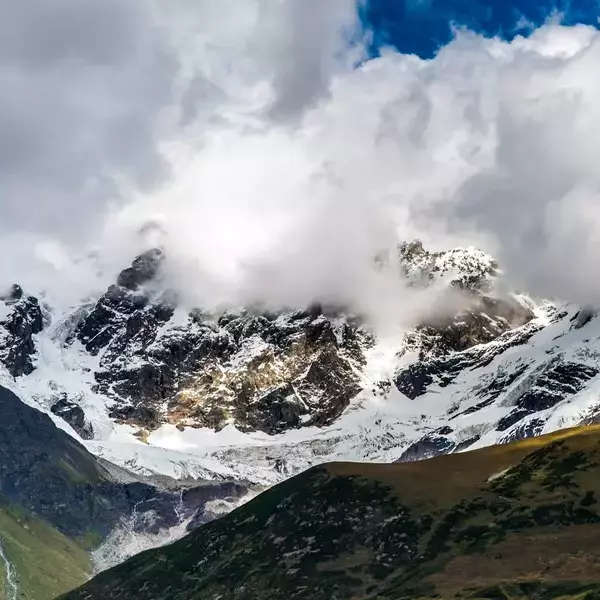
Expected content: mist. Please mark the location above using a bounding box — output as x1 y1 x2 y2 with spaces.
2 1 600 321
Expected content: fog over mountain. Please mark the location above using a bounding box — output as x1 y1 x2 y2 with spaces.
2 1 600 317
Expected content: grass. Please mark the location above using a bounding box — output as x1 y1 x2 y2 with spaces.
0 504 91 599
327 424 600 507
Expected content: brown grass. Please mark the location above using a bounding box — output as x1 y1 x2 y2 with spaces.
326 425 600 508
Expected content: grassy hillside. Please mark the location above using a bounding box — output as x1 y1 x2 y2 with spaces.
60 425 600 600
0 504 91 600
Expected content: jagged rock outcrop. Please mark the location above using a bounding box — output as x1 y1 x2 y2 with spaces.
398 240 499 290
0 284 44 377
395 319 543 400
405 294 534 358
496 360 599 431
396 433 455 462
397 241 534 359
116 248 164 291
51 395 95 440
393 242 539 409
65 251 369 435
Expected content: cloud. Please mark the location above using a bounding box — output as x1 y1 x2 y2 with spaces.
0 0 176 237
0 0 362 307
4 2 600 319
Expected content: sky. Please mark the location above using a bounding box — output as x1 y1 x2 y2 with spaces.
364 0 600 56
2 0 600 316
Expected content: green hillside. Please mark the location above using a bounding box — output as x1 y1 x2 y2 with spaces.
0 503 90 600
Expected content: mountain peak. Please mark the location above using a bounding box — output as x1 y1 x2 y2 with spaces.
116 248 164 291
398 240 499 292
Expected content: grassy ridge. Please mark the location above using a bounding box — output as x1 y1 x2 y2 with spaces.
60 425 600 600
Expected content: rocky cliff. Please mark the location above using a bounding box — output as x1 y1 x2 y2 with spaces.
2 241 600 490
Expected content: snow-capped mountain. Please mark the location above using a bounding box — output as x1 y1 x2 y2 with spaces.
2 241 600 491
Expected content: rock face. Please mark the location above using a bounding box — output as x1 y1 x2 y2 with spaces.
115 248 164 291
397 240 534 360
393 242 537 409
394 319 543 401
6 241 600 486
396 432 457 462
51 395 95 440
55 243 531 439
63 251 369 435
0 244 539 445
398 240 499 290
0 284 44 377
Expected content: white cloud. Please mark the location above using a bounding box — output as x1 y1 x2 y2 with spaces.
3 3 600 319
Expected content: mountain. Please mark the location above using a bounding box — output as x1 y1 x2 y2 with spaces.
60 425 600 600
4 239 600 593
0 384 248 599
70 246 367 436
3 240 598 489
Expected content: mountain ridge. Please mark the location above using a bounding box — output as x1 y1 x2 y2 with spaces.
3 242 599 489
4 241 600 597
59 424 600 600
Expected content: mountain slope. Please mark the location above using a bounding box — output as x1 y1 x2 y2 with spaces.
0 243 559 482
5 243 600 519
0 505 91 600
0 385 248 599
60 425 600 600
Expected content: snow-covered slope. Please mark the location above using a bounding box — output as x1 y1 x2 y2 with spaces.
2 243 600 490
85 300 600 485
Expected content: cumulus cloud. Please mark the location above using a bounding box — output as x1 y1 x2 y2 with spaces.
3 1 600 318
0 0 361 306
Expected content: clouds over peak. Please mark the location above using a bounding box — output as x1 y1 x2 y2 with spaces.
3 2 600 316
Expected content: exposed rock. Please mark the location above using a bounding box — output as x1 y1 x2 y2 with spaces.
51 395 95 440
245 384 307 433
393 242 536 402
396 435 455 462
499 418 546 444
406 294 533 358
172 315 365 434
571 306 596 330
0 285 44 376
67 253 370 436
496 360 598 431
185 482 252 532
116 248 164 291
453 436 480 453
395 319 543 400
398 240 499 291
395 430 480 462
